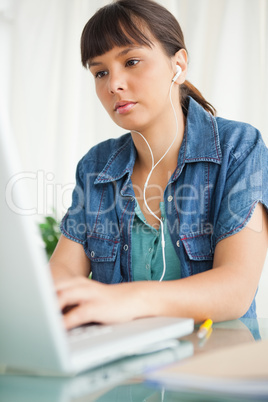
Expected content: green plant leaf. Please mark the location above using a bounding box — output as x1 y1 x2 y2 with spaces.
38 213 61 260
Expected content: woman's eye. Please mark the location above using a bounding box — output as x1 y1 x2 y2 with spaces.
126 59 139 67
95 70 108 79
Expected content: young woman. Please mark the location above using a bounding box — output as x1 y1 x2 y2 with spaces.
50 0 268 328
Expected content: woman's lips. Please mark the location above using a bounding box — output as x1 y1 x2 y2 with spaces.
114 101 136 114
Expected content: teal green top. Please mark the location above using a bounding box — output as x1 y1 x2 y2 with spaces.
131 201 181 281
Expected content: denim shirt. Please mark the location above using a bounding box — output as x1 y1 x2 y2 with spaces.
61 97 268 318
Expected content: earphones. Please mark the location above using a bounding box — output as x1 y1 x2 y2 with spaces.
132 65 181 281
172 65 182 82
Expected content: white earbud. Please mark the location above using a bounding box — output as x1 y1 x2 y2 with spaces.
172 65 182 82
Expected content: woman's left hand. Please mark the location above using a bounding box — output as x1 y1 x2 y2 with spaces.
55 277 148 329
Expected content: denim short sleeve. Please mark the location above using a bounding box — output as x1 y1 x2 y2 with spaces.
60 159 87 245
214 134 268 244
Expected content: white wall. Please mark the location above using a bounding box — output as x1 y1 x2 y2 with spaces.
1 0 267 316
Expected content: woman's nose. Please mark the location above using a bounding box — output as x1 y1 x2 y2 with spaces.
108 71 126 94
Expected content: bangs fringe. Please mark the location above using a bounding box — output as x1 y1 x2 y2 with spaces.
81 4 153 67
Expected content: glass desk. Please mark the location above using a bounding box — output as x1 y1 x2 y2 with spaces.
0 318 267 402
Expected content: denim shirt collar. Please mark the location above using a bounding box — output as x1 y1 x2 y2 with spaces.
172 97 222 181
94 135 136 197
95 97 222 186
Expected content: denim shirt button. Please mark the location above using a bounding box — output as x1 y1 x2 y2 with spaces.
167 195 173 202
123 244 128 251
91 251 95 257
176 240 180 247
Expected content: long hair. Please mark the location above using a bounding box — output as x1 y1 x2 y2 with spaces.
81 0 216 115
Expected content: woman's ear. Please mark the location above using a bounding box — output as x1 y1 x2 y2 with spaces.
173 49 188 84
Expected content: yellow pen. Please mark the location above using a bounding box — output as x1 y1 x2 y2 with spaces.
197 319 213 339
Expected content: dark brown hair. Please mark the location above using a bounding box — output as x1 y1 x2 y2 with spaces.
81 0 216 115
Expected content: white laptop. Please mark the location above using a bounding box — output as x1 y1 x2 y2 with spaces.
0 104 194 376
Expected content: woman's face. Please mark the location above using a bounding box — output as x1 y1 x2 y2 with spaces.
88 36 180 134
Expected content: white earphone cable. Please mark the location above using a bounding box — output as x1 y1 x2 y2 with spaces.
132 78 178 281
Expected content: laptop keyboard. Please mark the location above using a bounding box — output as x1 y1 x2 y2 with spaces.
67 324 113 343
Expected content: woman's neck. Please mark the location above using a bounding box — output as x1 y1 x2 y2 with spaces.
131 105 186 172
